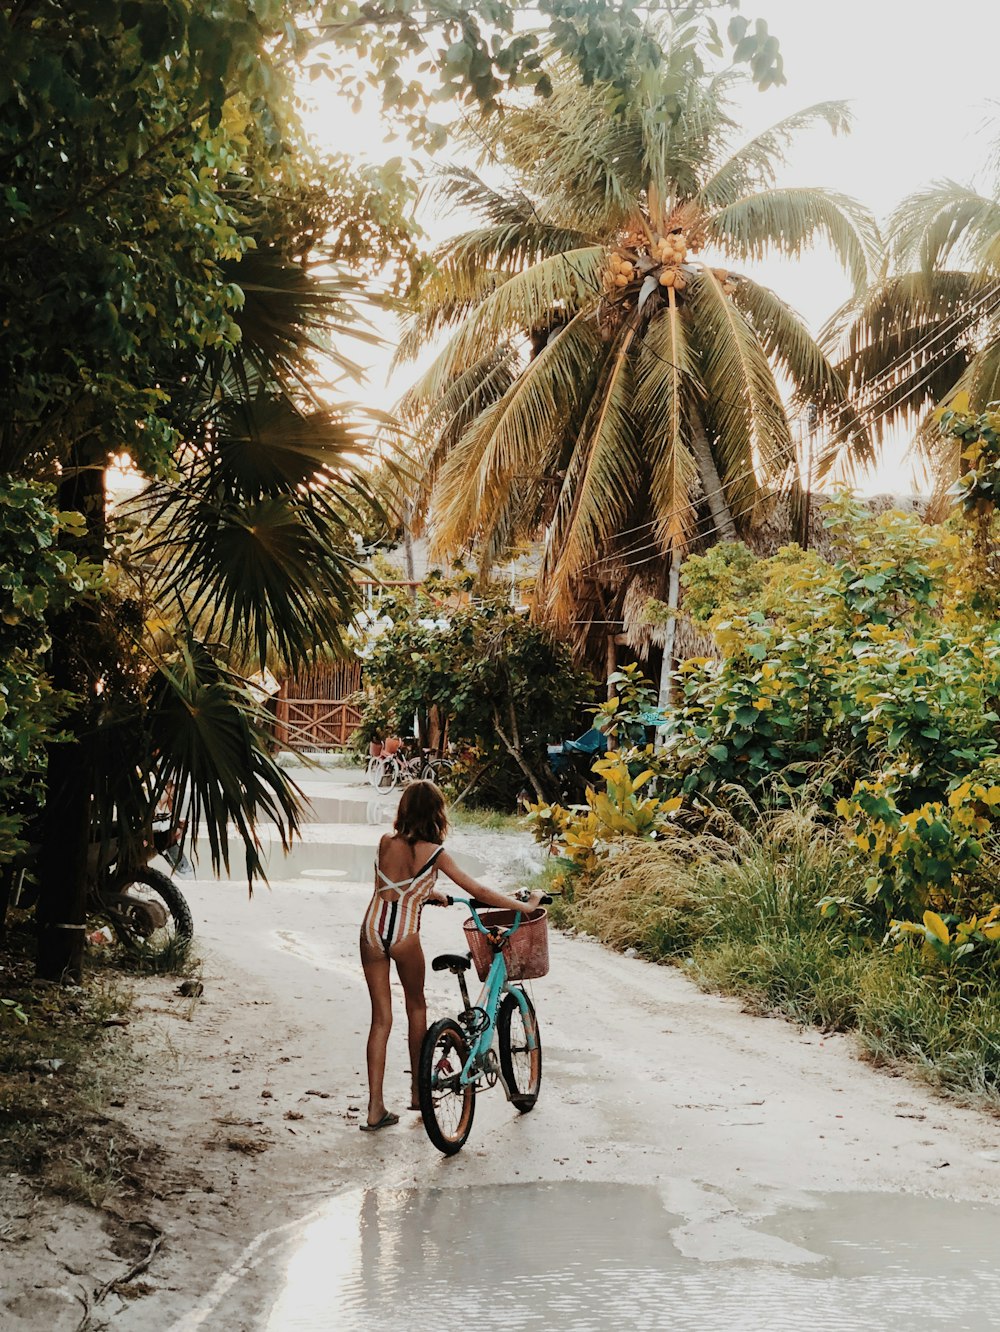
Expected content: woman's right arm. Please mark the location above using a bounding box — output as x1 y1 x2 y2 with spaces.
436 851 542 913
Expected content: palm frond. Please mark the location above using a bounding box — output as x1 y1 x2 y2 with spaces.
709 186 881 297
541 324 642 621
430 313 602 558
633 301 699 551
404 247 604 406
824 270 999 437
393 212 591 367
732 276 873 473
689 268 793 521
697 102 852 210
888 181 1000 275
400 349 519 528
482 85 642 230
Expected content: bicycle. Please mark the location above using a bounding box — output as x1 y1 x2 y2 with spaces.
418 889 554 1155
420 754 455 784
365 742 425 793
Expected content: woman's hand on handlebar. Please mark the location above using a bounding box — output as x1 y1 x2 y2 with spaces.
512 887 547 912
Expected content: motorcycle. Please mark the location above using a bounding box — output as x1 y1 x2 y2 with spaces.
1 815 195 955
546 727 609 802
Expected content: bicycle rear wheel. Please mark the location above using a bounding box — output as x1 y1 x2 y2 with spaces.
419 1018 476 1154
498 991 542 1111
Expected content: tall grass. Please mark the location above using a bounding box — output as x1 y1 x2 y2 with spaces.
554 804 1000 1106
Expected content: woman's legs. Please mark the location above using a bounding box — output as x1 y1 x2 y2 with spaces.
361 943 393 1125
390 936 428 1109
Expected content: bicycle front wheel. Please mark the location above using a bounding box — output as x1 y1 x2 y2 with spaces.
375 758 398 792
419 1018 476 1155
498 991 542 1112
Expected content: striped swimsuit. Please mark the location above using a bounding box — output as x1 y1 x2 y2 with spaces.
360 844 445 956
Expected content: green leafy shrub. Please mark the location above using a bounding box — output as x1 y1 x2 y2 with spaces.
0 479 92 864
359 579 596 806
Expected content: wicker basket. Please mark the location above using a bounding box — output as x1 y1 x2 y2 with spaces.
463 908 549 982
368 741 384 757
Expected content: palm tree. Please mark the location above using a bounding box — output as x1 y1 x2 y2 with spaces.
826 160 1000 481
396 49 878 658
33 173 399 979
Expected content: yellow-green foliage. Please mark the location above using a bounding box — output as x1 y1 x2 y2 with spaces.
526 756 682 870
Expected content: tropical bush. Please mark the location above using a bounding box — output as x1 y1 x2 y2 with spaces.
0 480 94 866
532 495 1000 929
359 579 596 804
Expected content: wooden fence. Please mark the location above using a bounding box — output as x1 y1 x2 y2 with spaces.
274 660 363 750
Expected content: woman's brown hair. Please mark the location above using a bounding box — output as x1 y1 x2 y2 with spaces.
394 780 448 845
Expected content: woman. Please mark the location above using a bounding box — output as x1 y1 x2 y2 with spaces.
359 780 543 1131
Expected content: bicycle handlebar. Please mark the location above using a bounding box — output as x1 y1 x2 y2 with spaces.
438 892 554 938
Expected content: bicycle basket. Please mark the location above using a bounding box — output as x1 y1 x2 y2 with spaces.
368 741 384 758
463 908 549 982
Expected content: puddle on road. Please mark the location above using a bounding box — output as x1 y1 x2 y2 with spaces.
304 794 394 825
255 1183 1000 1332
189 838 484 886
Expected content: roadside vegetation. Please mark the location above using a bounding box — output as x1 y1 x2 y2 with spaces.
527 473 1000 1105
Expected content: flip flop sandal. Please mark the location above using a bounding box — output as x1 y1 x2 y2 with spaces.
359 1111 399 1132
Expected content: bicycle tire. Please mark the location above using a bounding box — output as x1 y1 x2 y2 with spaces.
497 990 542 1112
376 758 398 792
420 763 437 782
419 1017 476 1154
365 756 383 787
106 866 195 953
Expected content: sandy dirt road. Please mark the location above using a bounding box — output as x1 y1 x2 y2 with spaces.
4 773 1000 1330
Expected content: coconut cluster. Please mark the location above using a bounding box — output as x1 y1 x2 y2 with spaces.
600 224 739 305
603 251 635 291
652 230 687 292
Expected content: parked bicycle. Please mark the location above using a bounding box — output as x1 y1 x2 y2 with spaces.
418 888 553 1155
366 739 433 793
420 753 455 784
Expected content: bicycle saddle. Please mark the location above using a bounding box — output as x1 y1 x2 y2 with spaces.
432 952 472 973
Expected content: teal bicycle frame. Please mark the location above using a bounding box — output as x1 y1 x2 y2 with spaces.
448 896 538 1092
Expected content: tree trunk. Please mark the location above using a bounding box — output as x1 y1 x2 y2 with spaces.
36 452 106 982
689 414 737 541
493 704 546 803
656 555 681 748
402 500 417 602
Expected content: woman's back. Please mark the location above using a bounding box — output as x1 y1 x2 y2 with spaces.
375 833 443 894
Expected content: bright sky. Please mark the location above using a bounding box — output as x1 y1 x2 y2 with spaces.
298 0 1000 496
